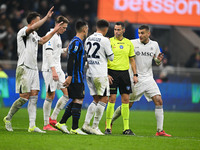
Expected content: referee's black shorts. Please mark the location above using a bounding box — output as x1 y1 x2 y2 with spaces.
67 83 85 99
108 69 132 94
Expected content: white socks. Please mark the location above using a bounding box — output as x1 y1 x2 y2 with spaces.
28 96 38 128
43 98 53 126
84 101 97 125
6 97 28 121
51 95 69 120
155 106 164 132
92 101 106 129
111 105 121 124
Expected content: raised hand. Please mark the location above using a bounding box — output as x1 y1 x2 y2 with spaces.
46 6 54 18
53 21 63 33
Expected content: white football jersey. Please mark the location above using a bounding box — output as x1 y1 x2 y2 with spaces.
130 39 160 78
42 29 64 72
17 26 41 70
85 32 113 77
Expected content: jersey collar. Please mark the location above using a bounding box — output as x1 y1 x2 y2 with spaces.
138 38 151 45
74 36 83 44
114 36 124 41
94 32 103 36
50 28 60 36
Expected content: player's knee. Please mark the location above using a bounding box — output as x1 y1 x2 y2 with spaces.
30 90 39 96
20 93 31 99
46 92 55 100
153 95 163 106
61 88 68 96
73 99 83 104
109 95 116 103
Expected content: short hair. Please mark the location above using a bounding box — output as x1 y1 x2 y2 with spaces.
27 12 40 24
97 19 109 29
115 22 125 28
139 25 150 31
75 20 87 32
55 15 69 24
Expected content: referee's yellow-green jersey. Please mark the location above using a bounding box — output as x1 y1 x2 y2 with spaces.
108 37 135 71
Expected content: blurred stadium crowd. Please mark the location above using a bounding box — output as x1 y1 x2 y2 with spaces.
0 0 199 70
0 0 99 61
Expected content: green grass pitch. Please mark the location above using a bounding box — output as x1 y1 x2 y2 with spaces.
0 108 200 150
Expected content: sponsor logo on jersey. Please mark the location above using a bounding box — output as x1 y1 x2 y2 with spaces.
135 51 140 56
141 52 154 57
135 51 154 57
120 45 123 49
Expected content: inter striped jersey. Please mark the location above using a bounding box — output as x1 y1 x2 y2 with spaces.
67 36 85 83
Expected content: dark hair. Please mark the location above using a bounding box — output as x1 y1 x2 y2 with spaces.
75 20 87 32
55 15 69 24
97 19 109 29
115 22 125 28
139 25 150 31
27 12 40 24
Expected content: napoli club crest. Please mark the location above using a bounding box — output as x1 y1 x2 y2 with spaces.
120 45 123 49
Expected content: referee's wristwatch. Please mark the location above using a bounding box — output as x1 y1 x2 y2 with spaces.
134 74 138 77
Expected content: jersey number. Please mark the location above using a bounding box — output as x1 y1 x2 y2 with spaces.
86 42 100 58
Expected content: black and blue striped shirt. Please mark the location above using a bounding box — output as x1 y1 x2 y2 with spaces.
67 36 85 83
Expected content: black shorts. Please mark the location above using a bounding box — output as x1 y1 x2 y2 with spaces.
67 83 85 99
108 69 132 94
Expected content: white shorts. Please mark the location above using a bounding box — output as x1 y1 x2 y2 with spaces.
16 65 40 93
129 76 161 102
42 70 65 92
86 76 110 96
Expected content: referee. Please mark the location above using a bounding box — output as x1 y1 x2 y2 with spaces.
105 22 138 135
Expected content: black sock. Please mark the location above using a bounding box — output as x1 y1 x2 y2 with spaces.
60 101 73 124
71 103 82 130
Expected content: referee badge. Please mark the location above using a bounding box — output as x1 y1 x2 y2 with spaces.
120 45 123 49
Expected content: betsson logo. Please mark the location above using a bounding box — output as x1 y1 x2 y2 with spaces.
114 0 200 15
